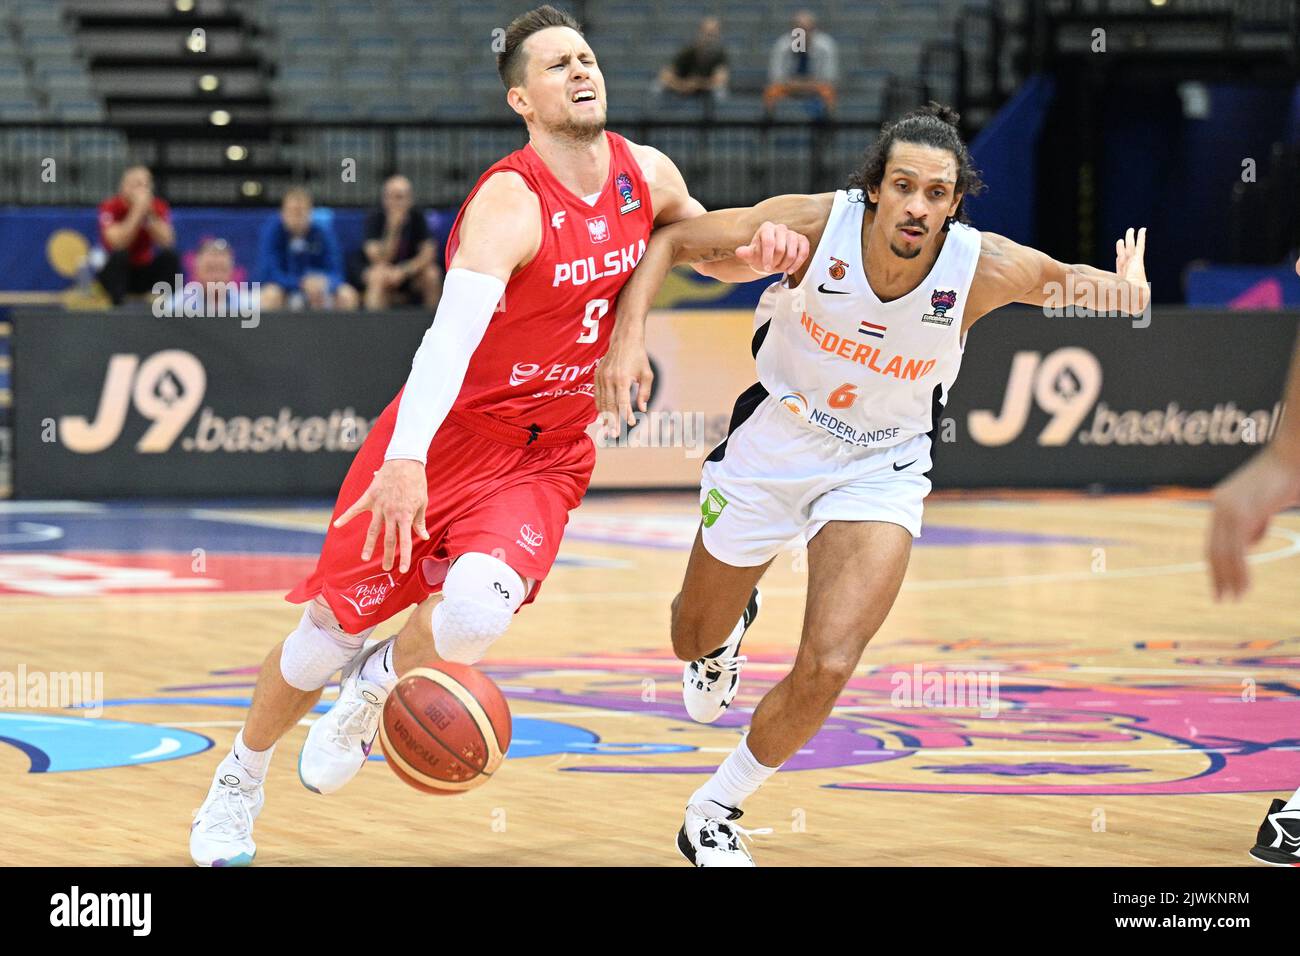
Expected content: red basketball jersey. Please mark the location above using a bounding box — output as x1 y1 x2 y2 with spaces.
443 131 656 432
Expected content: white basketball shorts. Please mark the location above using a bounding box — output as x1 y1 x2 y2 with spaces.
698 385 934 567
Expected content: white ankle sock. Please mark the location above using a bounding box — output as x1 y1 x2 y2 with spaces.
1284 785 1300 811
359 637 398 691
232 729 273 779
689 736 779 816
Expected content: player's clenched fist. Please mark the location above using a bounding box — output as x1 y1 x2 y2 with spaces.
736 220 811 275
333 458 430 574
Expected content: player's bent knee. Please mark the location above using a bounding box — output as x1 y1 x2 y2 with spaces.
792 652 858 701
279 601 372 691
432 552 527 665
669 595 720 661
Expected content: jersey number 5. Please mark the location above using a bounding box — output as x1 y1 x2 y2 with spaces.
576 298 608 344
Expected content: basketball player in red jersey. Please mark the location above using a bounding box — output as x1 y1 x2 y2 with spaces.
189 5 809 866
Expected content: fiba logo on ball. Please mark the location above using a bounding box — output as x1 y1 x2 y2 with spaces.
379 664 512 794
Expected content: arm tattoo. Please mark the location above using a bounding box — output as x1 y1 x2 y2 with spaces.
691 246 734 264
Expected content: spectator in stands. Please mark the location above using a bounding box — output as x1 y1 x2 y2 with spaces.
654 16 729 103
764 10 839 119
97 165 181 305
256 187 359 311
355 174 441 311
171 237 257 316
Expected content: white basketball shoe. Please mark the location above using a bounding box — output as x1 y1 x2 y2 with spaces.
676 802 772 867
298 638 392 795
190 753 264 867
682 588 760 723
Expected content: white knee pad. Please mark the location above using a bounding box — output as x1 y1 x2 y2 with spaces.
432 552 528 665
279 602 373 691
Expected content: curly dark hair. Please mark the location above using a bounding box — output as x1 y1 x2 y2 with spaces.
847 101 986 228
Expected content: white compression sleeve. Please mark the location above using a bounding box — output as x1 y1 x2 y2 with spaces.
384 268 506 464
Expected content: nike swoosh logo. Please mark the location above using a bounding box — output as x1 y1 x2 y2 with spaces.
817 283 850 295
893 459 917 471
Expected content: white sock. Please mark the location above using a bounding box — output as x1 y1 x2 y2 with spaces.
359 637 398 691
1284 785 1300 811
231 729 273 779
689 735 779 816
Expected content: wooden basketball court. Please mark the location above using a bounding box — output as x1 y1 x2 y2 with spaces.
2 490 1296 866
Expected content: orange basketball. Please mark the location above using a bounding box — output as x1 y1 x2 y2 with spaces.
379 662 512 795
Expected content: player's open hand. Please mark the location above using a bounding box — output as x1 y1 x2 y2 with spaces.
333 458 430 574
1206 449 1300 600
595 327 653 428
1114 227 1147 287
735 221 810 276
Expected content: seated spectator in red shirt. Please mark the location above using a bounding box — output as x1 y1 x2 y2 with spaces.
97 165 181 305
357 174 441 310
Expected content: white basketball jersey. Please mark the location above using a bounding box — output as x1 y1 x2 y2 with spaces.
753 188 982 451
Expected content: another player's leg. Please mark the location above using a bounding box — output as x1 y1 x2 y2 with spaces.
297 552 528 795
672 528 771 723
678 519 911 866
189 597 371 866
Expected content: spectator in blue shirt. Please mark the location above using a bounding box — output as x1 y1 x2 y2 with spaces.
256 187 359 310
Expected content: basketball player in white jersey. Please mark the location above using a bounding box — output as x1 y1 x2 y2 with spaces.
1206 254 1300 865
598 102 1150 865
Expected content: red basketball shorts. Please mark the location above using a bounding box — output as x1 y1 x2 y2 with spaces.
286 396 594 633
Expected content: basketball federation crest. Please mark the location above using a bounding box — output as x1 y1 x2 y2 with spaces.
828 256 849 280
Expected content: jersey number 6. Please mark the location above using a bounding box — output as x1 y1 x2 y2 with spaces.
576 298 609 344
828 383 858 409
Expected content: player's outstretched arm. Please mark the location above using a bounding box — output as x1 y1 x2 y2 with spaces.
967 228 1150 328
633 144 810 283
1205 255 1300 600
596 194 825 426
332 173 540 574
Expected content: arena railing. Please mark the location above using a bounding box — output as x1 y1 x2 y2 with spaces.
0 118 882 209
